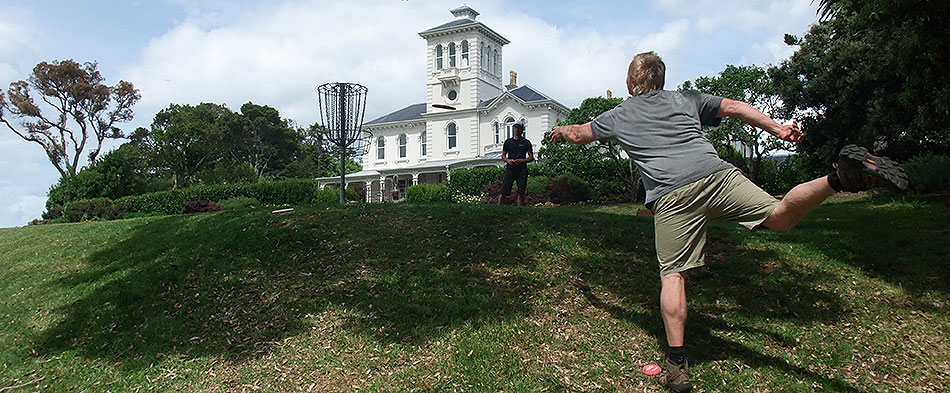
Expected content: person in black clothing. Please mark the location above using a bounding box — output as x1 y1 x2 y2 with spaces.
499 123 533 206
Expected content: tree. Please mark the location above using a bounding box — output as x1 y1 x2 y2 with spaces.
0 60 140 178
42 142 160 219
682 65 793 183
141 103 244 188
542 96 636 201
771 0 950 167
236 102 301 179
319 156 362 178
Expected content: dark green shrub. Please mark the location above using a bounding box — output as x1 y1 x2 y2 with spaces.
313 187 359 204
903 153 950 193
218 197 260 210
526 176 551 196
481 181 549 205
118 179 326 215
448 166 504 196
63 198 118 222
406 184 452 202
549 174 592 204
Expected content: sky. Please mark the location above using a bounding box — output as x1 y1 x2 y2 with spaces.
0 0 821 228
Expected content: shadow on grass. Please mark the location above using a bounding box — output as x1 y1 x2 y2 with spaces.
35 204 540 370
540 207 860 392
31 197 945 391
759 196 950 309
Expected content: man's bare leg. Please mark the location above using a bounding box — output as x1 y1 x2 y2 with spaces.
517 193 525 207
761 176 835 231
660 272 687 347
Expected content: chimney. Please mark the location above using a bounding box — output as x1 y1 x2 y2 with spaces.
508 70 518 89
606 89 613 99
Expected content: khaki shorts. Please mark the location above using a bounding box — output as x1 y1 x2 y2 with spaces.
652 168 779 277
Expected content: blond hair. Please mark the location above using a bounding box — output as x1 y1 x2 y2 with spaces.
627 51 666 95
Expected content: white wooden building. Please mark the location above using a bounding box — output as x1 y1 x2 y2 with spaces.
317 6 569 202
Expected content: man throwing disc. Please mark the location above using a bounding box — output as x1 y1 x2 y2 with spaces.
549 51 908 392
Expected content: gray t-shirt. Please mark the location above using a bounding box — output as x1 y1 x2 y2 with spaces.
591 90 733 204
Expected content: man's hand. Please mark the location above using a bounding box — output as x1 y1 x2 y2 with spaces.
549 124 595 144
775 120 802 142
549 126 567 143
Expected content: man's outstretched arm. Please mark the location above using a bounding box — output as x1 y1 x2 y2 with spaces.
717 98 802 142
550 123 596 145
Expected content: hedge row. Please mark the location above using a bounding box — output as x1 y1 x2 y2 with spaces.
903 153 950 194
447 167 505 196
406 184 452 202
115 179 317 215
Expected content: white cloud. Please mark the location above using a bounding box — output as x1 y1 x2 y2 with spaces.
121 1 454 128
0 137 60 228
653 0 819 67
0 4 45 83
502 15 693 106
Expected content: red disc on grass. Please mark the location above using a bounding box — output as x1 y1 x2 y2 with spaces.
642 364 662 376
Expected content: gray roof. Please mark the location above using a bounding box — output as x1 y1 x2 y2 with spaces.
511 85 548 102
365 103 426 126
478 85 556 108
418 17 510 45
419 19 477 35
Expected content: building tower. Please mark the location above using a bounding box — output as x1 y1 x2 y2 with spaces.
419 5 510 112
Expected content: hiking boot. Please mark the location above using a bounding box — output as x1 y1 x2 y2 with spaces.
659 359 693 392
829 144 909 192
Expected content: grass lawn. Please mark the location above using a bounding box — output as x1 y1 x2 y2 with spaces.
0 195 947 392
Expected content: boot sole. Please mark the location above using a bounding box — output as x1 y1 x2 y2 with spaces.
839 145 909 191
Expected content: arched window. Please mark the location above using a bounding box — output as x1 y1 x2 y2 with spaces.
376 136 385 160
505 117 515 139
487 45 493 72
493 122 500 144
398 133 407 158
420 131 427 156
447 123 457 149
494 49 500 75
435 44 443 70
448 42 456 68
461 40 469 67
480 42 486 70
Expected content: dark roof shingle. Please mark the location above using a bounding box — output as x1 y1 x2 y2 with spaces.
365 103 427 125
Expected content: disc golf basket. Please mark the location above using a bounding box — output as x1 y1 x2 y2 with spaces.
317 82 371 204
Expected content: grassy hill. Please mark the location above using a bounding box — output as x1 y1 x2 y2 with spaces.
1 196 947 392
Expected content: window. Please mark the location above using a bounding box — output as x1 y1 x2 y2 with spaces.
447 89 457 101
420 131 427 156
398 133 407 158
448 42 456 68
435 44 443 70
493 122 500 144
480 42 486 70
505 117 515 139
447 123 457 149
376 136 385 160
494 49 500 75
461 40 469 67
487 45 493 72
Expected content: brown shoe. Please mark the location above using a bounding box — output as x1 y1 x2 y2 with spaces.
829 144 909 192
659 359 693 392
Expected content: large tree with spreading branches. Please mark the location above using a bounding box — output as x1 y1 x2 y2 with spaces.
0 60 140 178
771 0 950 167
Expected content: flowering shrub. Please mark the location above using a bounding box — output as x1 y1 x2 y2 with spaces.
182 201 221 214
